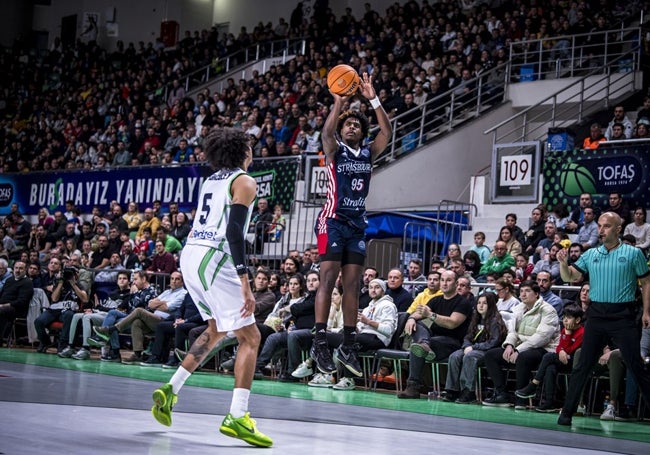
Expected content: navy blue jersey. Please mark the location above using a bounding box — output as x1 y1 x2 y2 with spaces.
317 140 372 231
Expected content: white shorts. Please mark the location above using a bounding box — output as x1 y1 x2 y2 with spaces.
180 244 255 332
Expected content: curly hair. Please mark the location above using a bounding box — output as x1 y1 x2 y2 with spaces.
203 126 251 169
336 110 370 138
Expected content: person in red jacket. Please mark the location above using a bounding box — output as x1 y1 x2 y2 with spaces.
515 303 584 412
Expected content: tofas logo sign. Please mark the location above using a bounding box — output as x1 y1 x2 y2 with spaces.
0 183 14 207
559 156 642 196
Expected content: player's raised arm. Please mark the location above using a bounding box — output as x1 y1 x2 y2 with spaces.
359 72 392 159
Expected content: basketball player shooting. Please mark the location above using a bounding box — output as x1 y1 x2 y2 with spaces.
310 72 392 376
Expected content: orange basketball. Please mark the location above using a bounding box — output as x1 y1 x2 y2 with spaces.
327 64 360 96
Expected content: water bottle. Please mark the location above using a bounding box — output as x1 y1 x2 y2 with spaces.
603 394 610 411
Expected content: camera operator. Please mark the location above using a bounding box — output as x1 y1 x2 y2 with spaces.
34 266 89 353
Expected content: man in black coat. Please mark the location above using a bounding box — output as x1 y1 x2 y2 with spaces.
0 261 34 344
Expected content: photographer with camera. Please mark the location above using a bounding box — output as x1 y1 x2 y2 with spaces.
34 265 89 353
60 270 133 360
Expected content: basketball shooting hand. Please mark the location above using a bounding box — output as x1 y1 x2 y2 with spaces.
358 73 375 100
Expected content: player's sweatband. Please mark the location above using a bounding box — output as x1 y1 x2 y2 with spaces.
369 97 381 109
226 204 249 275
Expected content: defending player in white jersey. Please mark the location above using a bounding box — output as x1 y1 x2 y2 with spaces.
151 127 272 448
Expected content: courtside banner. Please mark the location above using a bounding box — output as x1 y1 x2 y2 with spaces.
0 158 299 216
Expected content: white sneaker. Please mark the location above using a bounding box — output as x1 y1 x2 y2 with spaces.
333 377 355 390
600 404 615 421
308 373 335 388
72 348 90 360
291 360 313 378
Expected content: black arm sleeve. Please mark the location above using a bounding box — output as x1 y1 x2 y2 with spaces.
226 204 250 275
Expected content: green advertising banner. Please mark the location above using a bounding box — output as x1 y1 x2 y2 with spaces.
542 142 650 209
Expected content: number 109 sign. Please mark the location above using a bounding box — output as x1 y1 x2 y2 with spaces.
499 155 532 187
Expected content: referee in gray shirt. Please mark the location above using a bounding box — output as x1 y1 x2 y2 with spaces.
556 212 650 426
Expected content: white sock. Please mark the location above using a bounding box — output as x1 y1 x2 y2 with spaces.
169 366 191 394
229 388 250 418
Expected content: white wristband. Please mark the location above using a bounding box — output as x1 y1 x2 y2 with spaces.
369 97 381 109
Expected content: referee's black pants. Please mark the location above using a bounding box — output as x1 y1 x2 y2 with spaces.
563 302 650 415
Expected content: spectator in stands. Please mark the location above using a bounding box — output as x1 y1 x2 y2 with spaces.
27 225 52 260
280 256 301 282
0 259 12 293
582 122 606 149
603 192 632 227
532 243 562 282
523 206 547 258
565 192 599 234
497 226 522 258
35 265 88 354
123 202 142 234
505 213 526 247
534 221 558 263
95 270 186 364
327 278 399 391
398 270 473 399
47 211 67 241
0 261 33 346
515 303 584 412
479 241 514 278
106 226 124 256
134 227 154 256
604 104 633 140
254 271 317 379
482 280 559 408
442 244 462 269
299 248 314 275
61 270 132 360
248 198 273 252
170 212 191 245
406 271 442 315
252 269 277 325
358 266 379 309
404 258 427 297
624 207 650 254
141 293 207 368
495 277 520 312
148 240 177 275
575 207 599 250
11 213 31 249
537 270 565 317
634 117 650 138
136 207 160 243
444 292 507 403
463 251 482 278
27 262 43 289
386 268 413 312
121 241 140 270
469 232 491 264
608 122 626 140
156 226 182 255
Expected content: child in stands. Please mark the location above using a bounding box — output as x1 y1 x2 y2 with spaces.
515 304 584 412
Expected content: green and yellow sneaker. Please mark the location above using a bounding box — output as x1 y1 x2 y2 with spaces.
219 412 273 447
151 383 177 427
